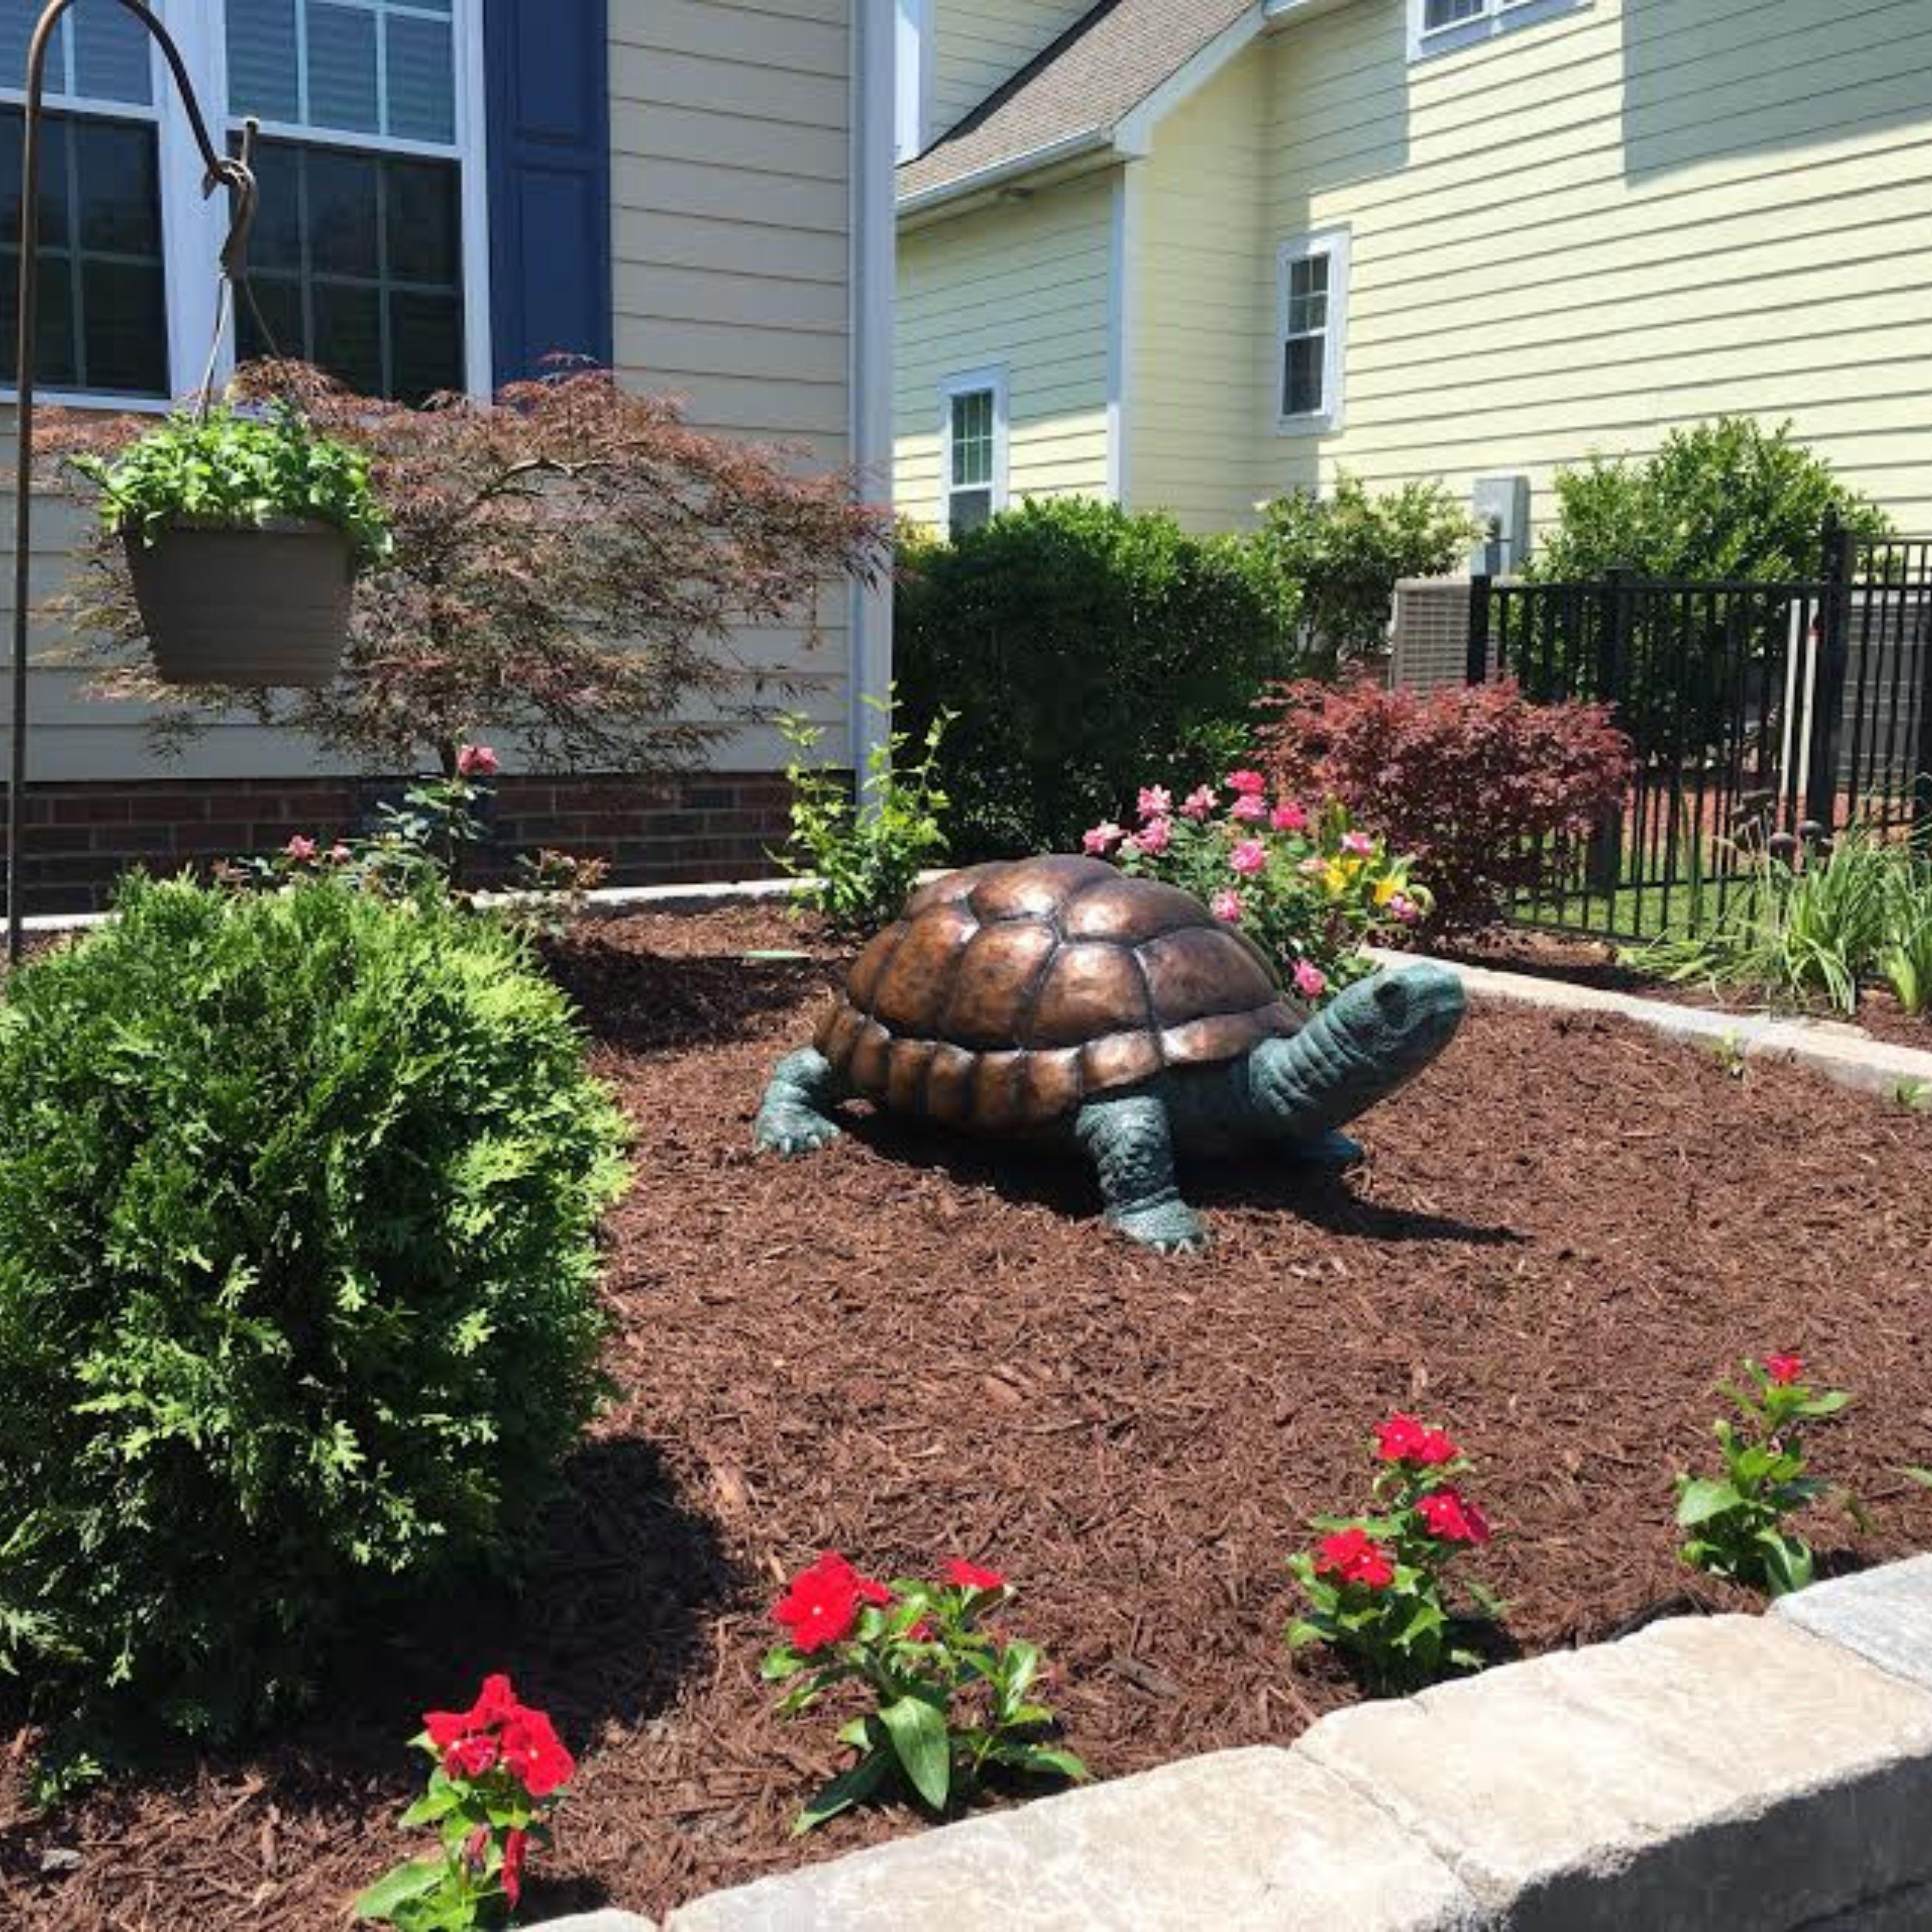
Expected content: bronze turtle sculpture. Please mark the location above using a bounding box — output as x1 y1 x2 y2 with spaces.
753 855 1465 1253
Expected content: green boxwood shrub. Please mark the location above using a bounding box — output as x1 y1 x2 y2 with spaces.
0 877 629 1740
894 500 1296 858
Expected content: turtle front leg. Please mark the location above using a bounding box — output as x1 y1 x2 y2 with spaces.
1075 1093 1205 1255
755 1047 850 1157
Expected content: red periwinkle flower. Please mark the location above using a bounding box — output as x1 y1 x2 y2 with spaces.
1313 1528 1396 1589
501 1828 527 1906
773 1552 890 1654
1374 1413 1458 1466
425 1672 520 1749
945 1559 1007 1591
1418 1488 1493 1546
499 1707 575 1799
1764 1353 1804 1387
445 1732 500 1779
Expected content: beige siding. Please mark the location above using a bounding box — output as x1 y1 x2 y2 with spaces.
930 0 1094 137
1253 0 1932 536
4 2 861 785
894 169 1115 529
1129 48 1270 532
613 0 856 765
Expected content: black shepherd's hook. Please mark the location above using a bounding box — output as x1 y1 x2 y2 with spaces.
6 0 260 964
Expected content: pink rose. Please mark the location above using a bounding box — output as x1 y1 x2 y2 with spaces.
1229 793 1267 823
1210 889 1244 922
1226 769 1266 796
326 841 353 864
285 835 318 863
456 743 500 779
1137 785 1173 822
1230 839 1267 877
1136 816 1172 856
1082 821 1125 856
1298 856 1327 878
1181 786 1218 822
1340 830 1376 858
1389 892 1421 923
1271 802 1309 833
1293 959 1328 999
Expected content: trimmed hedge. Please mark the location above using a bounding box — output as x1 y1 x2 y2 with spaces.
0 877 629 1739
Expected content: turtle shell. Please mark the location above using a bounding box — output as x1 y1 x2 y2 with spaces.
814 854 1305 1134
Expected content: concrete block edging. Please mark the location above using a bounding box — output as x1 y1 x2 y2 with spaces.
528 1557 1932 1932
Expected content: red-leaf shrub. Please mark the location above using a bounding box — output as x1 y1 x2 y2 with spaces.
1254 678 1633 932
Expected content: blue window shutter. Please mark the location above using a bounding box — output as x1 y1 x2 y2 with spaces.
484 0 612 384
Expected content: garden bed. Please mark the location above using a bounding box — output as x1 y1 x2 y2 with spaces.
6 903 1932 1929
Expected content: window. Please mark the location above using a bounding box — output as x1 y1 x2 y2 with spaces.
1276 228 1349 434
1410 0 1591 60
940 367 1006 538
0 0 485 405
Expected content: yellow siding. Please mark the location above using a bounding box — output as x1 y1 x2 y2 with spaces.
894 170 1116 529
930 0 1094 137
1129 47 1270 532
1254 0 1932 535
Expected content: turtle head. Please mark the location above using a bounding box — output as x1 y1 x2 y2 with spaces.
1248 963 1466 1140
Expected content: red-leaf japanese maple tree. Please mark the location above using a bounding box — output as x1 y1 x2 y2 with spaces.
37 360 890 776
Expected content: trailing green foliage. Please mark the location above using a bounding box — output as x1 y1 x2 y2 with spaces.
1634 828 1932 1017
68 399 393 569
894 500 1295 858
1529 417 1892 583
776 693 952 936
1248 475 1478 675
0 876 628 1741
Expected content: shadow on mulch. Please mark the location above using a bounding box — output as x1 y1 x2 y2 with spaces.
546 942 839 1056
844 1111 1525 1248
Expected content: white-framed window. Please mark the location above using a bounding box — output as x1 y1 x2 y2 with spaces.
1410 0 1591 61
0 0 488 407
939 365 1006 538
1275 227 1349 434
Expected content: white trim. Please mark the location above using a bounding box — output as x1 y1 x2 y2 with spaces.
850 0 896 789
892 0 932 163
938 363 1008 536
1407 0 1592 62
1105 163 1141 508
1116 4 1263 155
455 0 491 396
1274 225 1351 436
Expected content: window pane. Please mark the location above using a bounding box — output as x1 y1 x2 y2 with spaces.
387 12 455 143
1282 334 1325 418
73 8 150 104
949 487 993 539
312 280 382 393
227 0 301 123
1423 0 1487 27
390 289 462 400
0 4 62 96
950 387 994 487
387 157 459 284
308 1 379 134
306 146 380 276
0 108 165 395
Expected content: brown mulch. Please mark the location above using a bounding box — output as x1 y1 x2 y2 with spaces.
6 904 1932 1928
1434 923 1932 1051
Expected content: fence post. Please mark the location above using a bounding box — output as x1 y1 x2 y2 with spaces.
1804 510 1851 833
1466 573 1492 686
1586 567 1633 894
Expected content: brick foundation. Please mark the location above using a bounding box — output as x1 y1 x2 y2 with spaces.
1 771 804 913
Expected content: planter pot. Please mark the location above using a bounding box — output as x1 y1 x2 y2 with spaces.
124 515 354 688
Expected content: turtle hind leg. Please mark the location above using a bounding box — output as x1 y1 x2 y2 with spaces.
1075 1093 1206 1255
755 1047 849 1157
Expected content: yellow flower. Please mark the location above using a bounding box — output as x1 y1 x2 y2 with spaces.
1323 862 1349 894
1373 876 1399 908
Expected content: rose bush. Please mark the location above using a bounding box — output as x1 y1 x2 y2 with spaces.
1087 768 1427 1002
1288 1413 1503 1693
355 1674 575 1929
763 1553 1084 1833
1676 1354 1858 1597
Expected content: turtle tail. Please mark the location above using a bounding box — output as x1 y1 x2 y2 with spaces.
1248 965 1466 1142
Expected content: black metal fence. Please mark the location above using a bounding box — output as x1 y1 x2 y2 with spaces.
1468 522 1932 940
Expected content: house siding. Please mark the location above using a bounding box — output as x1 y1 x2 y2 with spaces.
3 0 868 820
929 0 1094 138
1129 46 1270 533
1255 0 1932 537
894 168 1116 529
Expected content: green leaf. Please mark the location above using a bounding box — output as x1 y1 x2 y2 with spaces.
1676 1477 1745 1527
398 1784 462 1829
761 1647 807 1682
795 1749 892 1835
1012 1746 1088 1782
1903 1467 1932 1489
878 1695 952 1812
352 1856 449 1922
1758 1528 1815 1597
998 1640 1041 1714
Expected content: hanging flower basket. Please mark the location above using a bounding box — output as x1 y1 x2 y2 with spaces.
126 514 355 688
71 400 393 690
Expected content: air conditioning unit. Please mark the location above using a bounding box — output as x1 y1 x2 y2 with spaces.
1390 576 1477 692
